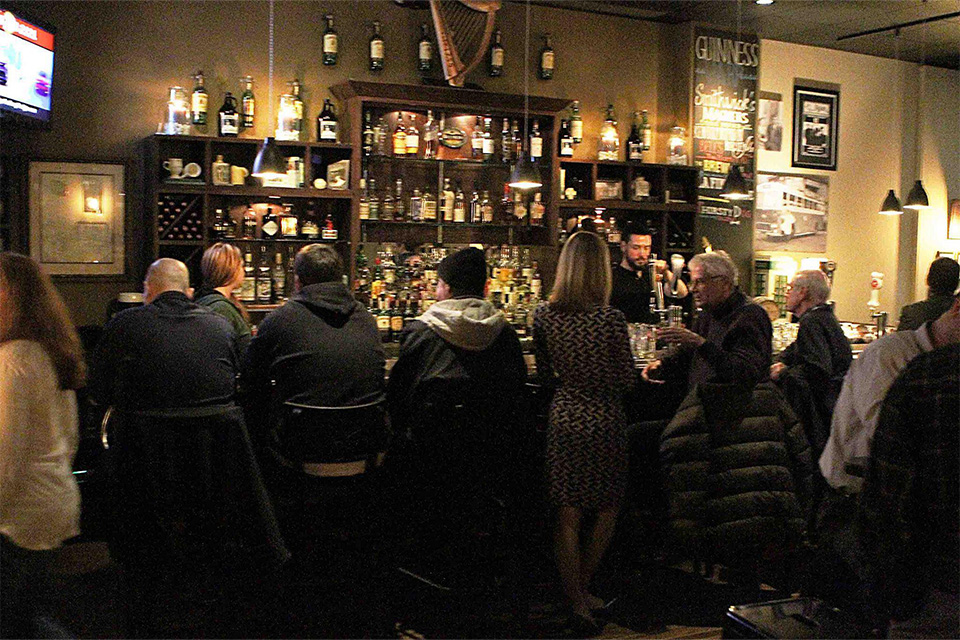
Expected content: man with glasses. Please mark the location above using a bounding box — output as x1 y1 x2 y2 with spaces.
643 251 772 390
610 222 687 324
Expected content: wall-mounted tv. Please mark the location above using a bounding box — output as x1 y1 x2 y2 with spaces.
0 7 55 124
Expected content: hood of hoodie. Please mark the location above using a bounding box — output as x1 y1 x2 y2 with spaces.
418 297 506 351
294 281 360 328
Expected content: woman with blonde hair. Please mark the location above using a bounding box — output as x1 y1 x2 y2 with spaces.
0 252 84 638
195 242 252 357
532 232 635 632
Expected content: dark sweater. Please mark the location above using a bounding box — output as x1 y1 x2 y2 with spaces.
195 288 252 359
897 292 956 331
610 264 656 324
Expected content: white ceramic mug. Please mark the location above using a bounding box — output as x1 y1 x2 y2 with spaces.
163 158 184 178
230 166 249 185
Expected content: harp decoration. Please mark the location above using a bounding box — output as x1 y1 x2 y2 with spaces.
430 0 501 87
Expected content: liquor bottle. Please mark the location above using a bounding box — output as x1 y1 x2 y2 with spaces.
570 100 583 143
368 179 380 220
374 116 389 156
302 202 320 238
471 116 484 159
530 192 545 224
390 298 404 341
422 110 439 159
322 14 338 66
242 205 257 238
453 183 466 223
362 111 375 157
191 71 208 127
272 251 287 302
213 208 235 239
598 104 620 161
240 252 256 302
381 188 395 221
418 23 433 74
279 203 298 237
358 179 370 220
481 190 494 223
321 213 338 241
256 246 272 304
627 111 643 161
290 80 304 136
529 119 543 161
512 120 522 159
261 205 280 238
489 29 504 76
640 109 652 151
469 188 481 223
531 261 542 299
376 296 391 342
513 191 527 222
559 119 573 157
441 177 455 222
421 186 437 221
482 116 495 161
317 99 338 141
500 184 513 220
539 34 554 80
369 21 384 72
501 118 513 163
409 188 423 222
394 178 406 219
405 113 419 156
218 92 240 137
393 117 407 156
240 77 255 130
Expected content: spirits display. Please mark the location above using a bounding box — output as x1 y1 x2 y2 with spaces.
272 251 287 302
529 120 543 161
362 111 375 157
627 111 643 161
256 246 272 303
418 24 433 74
569 100 583 143
640 109 652 151
191 71 208 127
317 99 339 141
322 14 338 66
261 206 280 238
489 29 504 77
393 118 407 156
404 113 419 155
240 252 255 302
471 116 484 159
501 118 514 163
539 34 554 80
559 119 573 157
291 80 305 136
598 104 619 160
240 77 255 130
369 21 384 72
422 110 439 159
218 92 239 137
482 116 495 161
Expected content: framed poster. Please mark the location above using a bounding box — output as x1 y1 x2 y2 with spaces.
754 172 829 253
948 199 960 240
758 91 783 152
792 85 839 171
29 161 126 276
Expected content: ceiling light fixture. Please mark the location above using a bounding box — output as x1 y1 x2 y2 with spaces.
508 0 543 190
879 189 904 215
755 0 774 5
252 0 287 180
721 0 751 200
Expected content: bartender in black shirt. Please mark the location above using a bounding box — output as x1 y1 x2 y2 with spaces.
610 222 688 323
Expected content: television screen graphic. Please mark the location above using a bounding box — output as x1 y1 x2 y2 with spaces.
0 9 54 122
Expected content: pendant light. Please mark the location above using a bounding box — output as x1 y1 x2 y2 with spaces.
904 37 930 210
877 29 906 215
904 180 929 209
721 0 750 201
252 0 287 180
879 189 903 215
508 0 542 190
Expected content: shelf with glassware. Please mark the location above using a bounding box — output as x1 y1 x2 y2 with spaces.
144 133 355 297
558 158 700 256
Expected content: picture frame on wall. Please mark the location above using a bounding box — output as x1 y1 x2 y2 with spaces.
948 199 960 240
29 161 126 276
753 171 829 253
792 85 839 171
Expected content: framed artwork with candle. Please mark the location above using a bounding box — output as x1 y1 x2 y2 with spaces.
28 161 126 276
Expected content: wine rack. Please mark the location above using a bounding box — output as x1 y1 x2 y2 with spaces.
156 194 204 241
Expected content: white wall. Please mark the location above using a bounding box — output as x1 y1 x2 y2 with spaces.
756 40 919 323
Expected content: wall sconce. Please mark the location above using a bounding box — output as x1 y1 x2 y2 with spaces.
82 179 103 214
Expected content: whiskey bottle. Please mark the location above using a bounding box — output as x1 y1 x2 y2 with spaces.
627 111 643 161
512 120 522 159
422 110 439 159
213 208 235 239
640 109 652 151
539 34 554 80
405 113 419 156
421 186 437 222
559 119 573 157
218 92 240 137
481 190 494 223
500 184 513 219
489 29 504 77
514 191 527 222
410 188 423 222
501 118 514 163
570 100 583 143
529 119 543 161
418 24 433 74
290 80 304 135
322 14 338 66
368 179 380 220
321 213 338 241
242 205 257 238
393 117 407 156
469 188 481 223
441 177 455 222
362 111 375 157
482 116 495 161
530 192 545 224
256 246 273 304
191 71 208 127
317 99 338 141
272 251 287 302
359 179 370 220
381 188 395 221
240 252 256 303
369 21 384 72
261 206 280 239
453 183 466 223
394 178 406 219
240 77 255 130
471 116 484 159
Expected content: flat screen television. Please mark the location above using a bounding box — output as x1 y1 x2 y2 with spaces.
0 7 55 124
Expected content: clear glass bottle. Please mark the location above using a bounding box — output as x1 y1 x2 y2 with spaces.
441 177 455 222
422 110 439 159
322 14 338 66
369 21 384 72
410 188 423 222
290 80 304 136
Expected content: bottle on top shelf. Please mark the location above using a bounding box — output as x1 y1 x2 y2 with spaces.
627 111 643 161
369 21 384 72
598 104 620 161
405 113 419 156
489 29 504 77
317 99 338 141
240 77 255 131
559 119 573 157
418 23 433 74
641 109 652 151
393 116 407 156
290 80 304 136
191 70 208 128
218 92 240 137
322 14 338 66
570 100 583 143
539 34 554 80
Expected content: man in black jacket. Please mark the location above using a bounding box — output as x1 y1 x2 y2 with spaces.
897 256 959 331
771 269 851 458
242 244 385 408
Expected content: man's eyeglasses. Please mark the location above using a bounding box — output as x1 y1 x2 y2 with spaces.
688 275 725 289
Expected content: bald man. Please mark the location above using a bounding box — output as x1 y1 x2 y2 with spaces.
90 258 238 411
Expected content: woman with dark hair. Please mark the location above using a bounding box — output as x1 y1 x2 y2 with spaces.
532 232 634 633
195 242 252 357
0 252 84 638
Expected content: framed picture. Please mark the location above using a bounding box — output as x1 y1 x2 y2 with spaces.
753 171 829 253
29 161 126 276
792 85 839 171
948 199 960 240
758 92 783 152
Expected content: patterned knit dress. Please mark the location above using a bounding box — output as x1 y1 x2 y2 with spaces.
533 304 635 509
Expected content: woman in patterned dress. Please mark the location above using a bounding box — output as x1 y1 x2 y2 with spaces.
533 232 635 629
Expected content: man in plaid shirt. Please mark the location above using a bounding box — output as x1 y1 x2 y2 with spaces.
857 342 960 638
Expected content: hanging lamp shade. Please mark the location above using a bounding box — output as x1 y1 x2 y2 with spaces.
251 137 287 179
720 164 750 200
879 189 903 215
508 155 542 190
904 180 929 210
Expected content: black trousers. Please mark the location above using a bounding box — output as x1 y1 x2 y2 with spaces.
0 534 56 640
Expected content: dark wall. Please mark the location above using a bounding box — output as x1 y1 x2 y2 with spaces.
2 0 669 325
